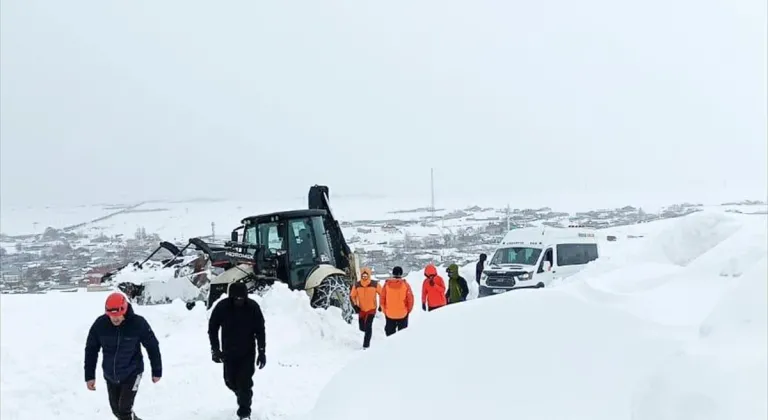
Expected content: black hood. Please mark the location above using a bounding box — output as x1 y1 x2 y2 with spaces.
125 302 136 318
228 282 248 299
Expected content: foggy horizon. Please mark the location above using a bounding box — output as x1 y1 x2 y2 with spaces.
2 0 766 210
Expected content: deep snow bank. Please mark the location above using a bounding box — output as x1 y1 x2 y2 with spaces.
305 211 768 420
305 288 679 420
631 257 768 420
652 212 743 267
555 212 766 327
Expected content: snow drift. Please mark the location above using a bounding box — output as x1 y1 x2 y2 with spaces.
555 212 766 327
306 287 680 420
652 212 743 267
631 257 768 420
304 211 768 420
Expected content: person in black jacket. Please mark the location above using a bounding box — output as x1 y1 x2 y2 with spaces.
475 253 487 285
208 282 266 420
84 292 162 420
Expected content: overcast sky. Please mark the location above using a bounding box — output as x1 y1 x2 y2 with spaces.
1 0 766 208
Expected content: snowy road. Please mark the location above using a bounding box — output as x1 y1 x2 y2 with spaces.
0 285 371 420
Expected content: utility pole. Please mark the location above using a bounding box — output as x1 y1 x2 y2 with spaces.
430 167 435 221
506 204 511 231
211 222 216 240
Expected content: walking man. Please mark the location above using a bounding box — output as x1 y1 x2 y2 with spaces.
84 292 163 420
350 267 382 349
380 266 414 336
208 282 267 420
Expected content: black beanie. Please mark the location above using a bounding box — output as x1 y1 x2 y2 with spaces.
392 266 403 277
228 282 248 299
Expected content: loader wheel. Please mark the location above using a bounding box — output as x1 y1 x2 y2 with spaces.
310 275 354 324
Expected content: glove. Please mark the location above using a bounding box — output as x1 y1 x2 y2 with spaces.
256 351 266 369
352 304 360 314
211 349 223 363
422 303 427 311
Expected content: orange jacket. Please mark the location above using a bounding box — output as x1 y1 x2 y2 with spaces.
422 276 447 308
350 267 381 313
422 264 447 308
380 278 414 320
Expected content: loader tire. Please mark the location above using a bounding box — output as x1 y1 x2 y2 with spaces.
310 275 354 324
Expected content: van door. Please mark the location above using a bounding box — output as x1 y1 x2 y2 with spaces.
552 245 577 279
536 247 555 286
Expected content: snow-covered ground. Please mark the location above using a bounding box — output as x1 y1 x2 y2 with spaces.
2 193 765 240
0 195 505 238
1 210 765 420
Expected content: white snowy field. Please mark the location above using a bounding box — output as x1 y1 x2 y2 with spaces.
1 210 766 420
2 191 765 239
0 195 502 239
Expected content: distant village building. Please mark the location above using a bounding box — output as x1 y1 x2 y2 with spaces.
85 267 113 285
381 225 400 234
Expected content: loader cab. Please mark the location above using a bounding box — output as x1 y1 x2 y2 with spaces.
239 210 336 290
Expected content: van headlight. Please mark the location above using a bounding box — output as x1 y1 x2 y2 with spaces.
519 271 533 280
480 273 488 286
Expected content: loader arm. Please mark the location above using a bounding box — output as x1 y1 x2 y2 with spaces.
308 185 352 270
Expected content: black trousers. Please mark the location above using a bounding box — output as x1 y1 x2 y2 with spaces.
223 354 256 417
106 373 141 420
358 313 375 348
384 316 408 336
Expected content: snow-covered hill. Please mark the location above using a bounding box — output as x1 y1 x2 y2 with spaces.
1 210 765 420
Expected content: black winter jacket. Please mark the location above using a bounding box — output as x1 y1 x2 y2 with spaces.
208 297 266 357
84 304 162 384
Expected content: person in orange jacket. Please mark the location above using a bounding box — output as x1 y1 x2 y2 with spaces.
350 267 382 349
380 266 414 336
421 264 447 311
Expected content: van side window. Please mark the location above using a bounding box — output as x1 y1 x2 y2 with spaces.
538 248 553 273
556 243 598 266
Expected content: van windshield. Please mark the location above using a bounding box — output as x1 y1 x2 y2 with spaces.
491 247 542 266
